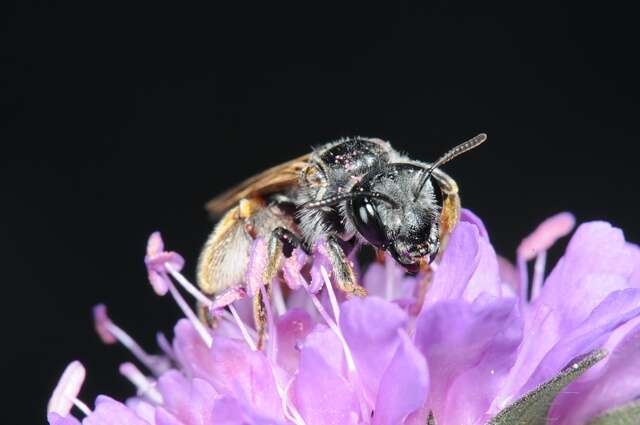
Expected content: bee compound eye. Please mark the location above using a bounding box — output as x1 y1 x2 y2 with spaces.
352 196 388 249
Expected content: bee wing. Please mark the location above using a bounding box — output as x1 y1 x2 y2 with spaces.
205 154 311 216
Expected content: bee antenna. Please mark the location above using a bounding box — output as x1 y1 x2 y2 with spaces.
413 133 487 202
304 191 399 209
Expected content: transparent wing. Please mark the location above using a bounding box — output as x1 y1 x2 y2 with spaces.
205 154 311 216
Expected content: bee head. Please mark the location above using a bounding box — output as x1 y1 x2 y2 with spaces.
304 134 486 272
349 163 442 272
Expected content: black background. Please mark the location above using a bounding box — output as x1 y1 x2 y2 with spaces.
2 1 639 422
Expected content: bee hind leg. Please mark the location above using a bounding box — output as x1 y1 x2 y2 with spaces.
254 227 307 350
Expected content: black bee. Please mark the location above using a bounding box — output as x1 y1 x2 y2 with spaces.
198 134 486 343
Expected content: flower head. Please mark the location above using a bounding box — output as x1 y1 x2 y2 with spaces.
48 211 640 424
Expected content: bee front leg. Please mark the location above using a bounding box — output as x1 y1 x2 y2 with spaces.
325 236 367 297
254 227 307 350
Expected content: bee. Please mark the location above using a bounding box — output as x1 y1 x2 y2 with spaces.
197 134 486 346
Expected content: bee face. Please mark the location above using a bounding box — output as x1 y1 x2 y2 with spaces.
349 163 442 271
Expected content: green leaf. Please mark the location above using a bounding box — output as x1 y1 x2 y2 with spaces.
588 401 640 425
488 349 607 425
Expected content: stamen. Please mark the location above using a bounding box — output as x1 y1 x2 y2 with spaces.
156 332 177 362
385 255 394 301
531 250 547 300
72 398 92 417
48 361 86 415
517 212 575 301
228 304 257 351
298 275 357 372
93 304 169 376
164 262 250 349
119 362 163 404
278 375 307 425
166 279 213 348
164 262 212 307
320 265 341 323
517 256 529 302
517 212 575 261
272 280 287 316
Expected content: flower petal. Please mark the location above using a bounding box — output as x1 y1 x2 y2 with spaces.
171 320 215 381
47 413 82 425
155 408 184 425
126 398 157 425
425 222 501 307
293 325 359 425
493 221 640 410
372 330 429 425
276 308 314 376
363 254 416 304
460 208 489 240
415 296 521 424
210 396 284 425
156 370 217 425
524 289 640 392
340 296 409 403
207 336 285 423
84 396 152 425
549 315 640 425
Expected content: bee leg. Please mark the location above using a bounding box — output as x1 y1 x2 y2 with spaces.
197 301 218 328
255 227 307 349
325 236 367 297
253 288 268 350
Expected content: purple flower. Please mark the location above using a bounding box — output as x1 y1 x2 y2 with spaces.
47 213 640 425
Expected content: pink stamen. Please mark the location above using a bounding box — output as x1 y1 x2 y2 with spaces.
93 304 169 376
517 256 529 302
72 398 92 417
531 251 547 300
47 361 86 416
279 375 307 425
228 304 257 351
211 287 247 310
272 280 287 316
156 332 177 363
517 212 575 261
385 255 394 301
164 262 255 350
93 304 117 344
320 265 341 323
164 262 213 307
119 362 163 404
516 212 575 302
166 279 213 348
